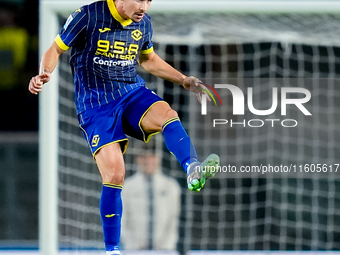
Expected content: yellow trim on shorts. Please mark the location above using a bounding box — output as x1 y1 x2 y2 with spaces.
139 101 169 143
55 35 69 51
103 183 123 189
93 138 129 159
140 47 154 55
79 124 128 159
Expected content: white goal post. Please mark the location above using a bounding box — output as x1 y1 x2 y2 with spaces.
38 1 340 255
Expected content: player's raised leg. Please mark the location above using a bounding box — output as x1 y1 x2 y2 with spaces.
141 102 220 191
95 143 125 255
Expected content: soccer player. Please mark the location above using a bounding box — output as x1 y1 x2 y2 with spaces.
29 0 220 254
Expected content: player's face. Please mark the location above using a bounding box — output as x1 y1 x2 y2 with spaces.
122 0 152 22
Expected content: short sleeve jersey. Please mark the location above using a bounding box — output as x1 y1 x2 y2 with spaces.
55 0 154 114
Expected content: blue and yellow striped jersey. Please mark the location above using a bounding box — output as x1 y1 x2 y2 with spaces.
55 0 154 114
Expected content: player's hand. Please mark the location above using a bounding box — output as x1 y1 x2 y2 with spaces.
182 76 211 104
28 72 51 95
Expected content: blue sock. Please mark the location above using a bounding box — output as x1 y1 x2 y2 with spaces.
162 117 199 173
100 183 123 251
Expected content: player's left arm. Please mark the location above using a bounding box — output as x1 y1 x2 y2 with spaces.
139 51 210 103
139 51 187 85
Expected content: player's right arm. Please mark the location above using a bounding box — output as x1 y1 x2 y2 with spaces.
29 6 86 95
28 42 65 95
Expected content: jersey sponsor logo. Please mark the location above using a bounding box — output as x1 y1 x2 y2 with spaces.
91 135 100 147
95 40 139 60
99 28 111 33
131 29 143 41
93 57 134 67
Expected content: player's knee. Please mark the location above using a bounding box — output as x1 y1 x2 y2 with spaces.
164 108 178 120
95 143 125 184
158 108 178 130
102 170 125 185
100 160 125 184
142 104 179 132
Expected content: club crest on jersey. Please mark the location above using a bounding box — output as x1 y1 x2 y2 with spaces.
131 29 143 41
91 135 100 147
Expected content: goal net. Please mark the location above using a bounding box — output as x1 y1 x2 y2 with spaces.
148 13 340 252
48 5 340 255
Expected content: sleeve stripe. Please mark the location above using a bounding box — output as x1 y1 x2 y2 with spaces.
140 46 154 55
55 35 70 51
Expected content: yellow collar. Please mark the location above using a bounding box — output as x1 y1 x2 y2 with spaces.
107 0 133 27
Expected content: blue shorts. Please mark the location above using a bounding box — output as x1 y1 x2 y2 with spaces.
78 86 165 156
